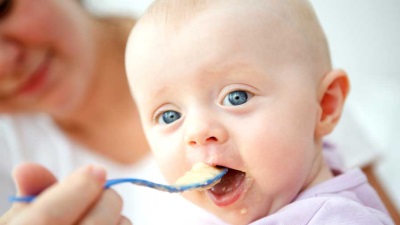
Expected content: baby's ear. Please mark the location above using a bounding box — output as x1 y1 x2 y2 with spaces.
315 69 350 137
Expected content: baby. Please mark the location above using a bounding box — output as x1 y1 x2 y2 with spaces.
125 0 394 224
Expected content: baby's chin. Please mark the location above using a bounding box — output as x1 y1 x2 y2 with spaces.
182 167 268 225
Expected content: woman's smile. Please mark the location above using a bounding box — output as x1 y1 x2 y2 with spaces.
15 53 51 97
0 51 51 99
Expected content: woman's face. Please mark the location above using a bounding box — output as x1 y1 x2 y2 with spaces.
0 0 97 116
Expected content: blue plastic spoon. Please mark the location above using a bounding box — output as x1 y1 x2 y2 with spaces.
9 163 228 203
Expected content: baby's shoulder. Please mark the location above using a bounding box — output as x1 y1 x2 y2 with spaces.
291 197 393 225
251 197 393 225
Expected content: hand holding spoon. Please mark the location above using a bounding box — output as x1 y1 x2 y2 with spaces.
9 162 227 203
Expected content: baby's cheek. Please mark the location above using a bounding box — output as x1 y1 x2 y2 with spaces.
158 160 186 184
153 145 186 184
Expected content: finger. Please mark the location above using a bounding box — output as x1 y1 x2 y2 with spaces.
0 203 26 224
2 163 60 224
118 216 133 225
13 162 57 197
0 163 50 224
15 165 106 225
80 189 123 225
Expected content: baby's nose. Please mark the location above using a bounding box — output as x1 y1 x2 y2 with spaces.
184 115 228 147
188 135 218 146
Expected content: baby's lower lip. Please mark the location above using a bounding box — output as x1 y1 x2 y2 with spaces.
206 168 246 207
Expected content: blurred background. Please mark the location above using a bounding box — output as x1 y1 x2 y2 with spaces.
84 0 400 211
310 0 400 210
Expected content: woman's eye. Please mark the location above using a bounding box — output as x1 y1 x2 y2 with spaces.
158 110 181 124
0 0 12 18
222 90 251 106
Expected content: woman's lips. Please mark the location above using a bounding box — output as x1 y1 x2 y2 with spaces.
207 168 246 207
16 56 50 96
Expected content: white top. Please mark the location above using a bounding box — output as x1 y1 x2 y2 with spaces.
0 114 225 225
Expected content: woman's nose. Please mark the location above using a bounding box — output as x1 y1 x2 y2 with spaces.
184 113 228 147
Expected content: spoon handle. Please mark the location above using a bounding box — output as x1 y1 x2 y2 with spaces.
9 168 228 203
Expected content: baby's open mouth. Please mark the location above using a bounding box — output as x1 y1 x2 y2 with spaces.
207 167 246 206
210 168 246 195
172 163 246 206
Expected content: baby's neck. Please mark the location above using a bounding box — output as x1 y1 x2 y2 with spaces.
301 151 334 192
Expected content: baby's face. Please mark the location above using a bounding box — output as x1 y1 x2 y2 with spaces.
127 2 324 224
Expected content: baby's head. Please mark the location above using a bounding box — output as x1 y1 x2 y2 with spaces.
126 0 349 224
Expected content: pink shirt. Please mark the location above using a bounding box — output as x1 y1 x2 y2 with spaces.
249 168 394 224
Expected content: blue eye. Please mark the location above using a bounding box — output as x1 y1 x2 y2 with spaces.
158 110 181 124
222 90 249 106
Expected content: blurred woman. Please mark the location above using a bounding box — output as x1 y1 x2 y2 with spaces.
0 0 222 224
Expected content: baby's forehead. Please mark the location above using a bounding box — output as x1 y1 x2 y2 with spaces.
143 0 317 23
141 0 296 30
135 0 326 54
128 0 331 82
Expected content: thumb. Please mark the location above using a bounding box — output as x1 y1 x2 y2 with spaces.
0 163 58 224
13 162 57 196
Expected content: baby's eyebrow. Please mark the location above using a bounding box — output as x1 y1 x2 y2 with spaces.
202 60 250 75
200 59 268 81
